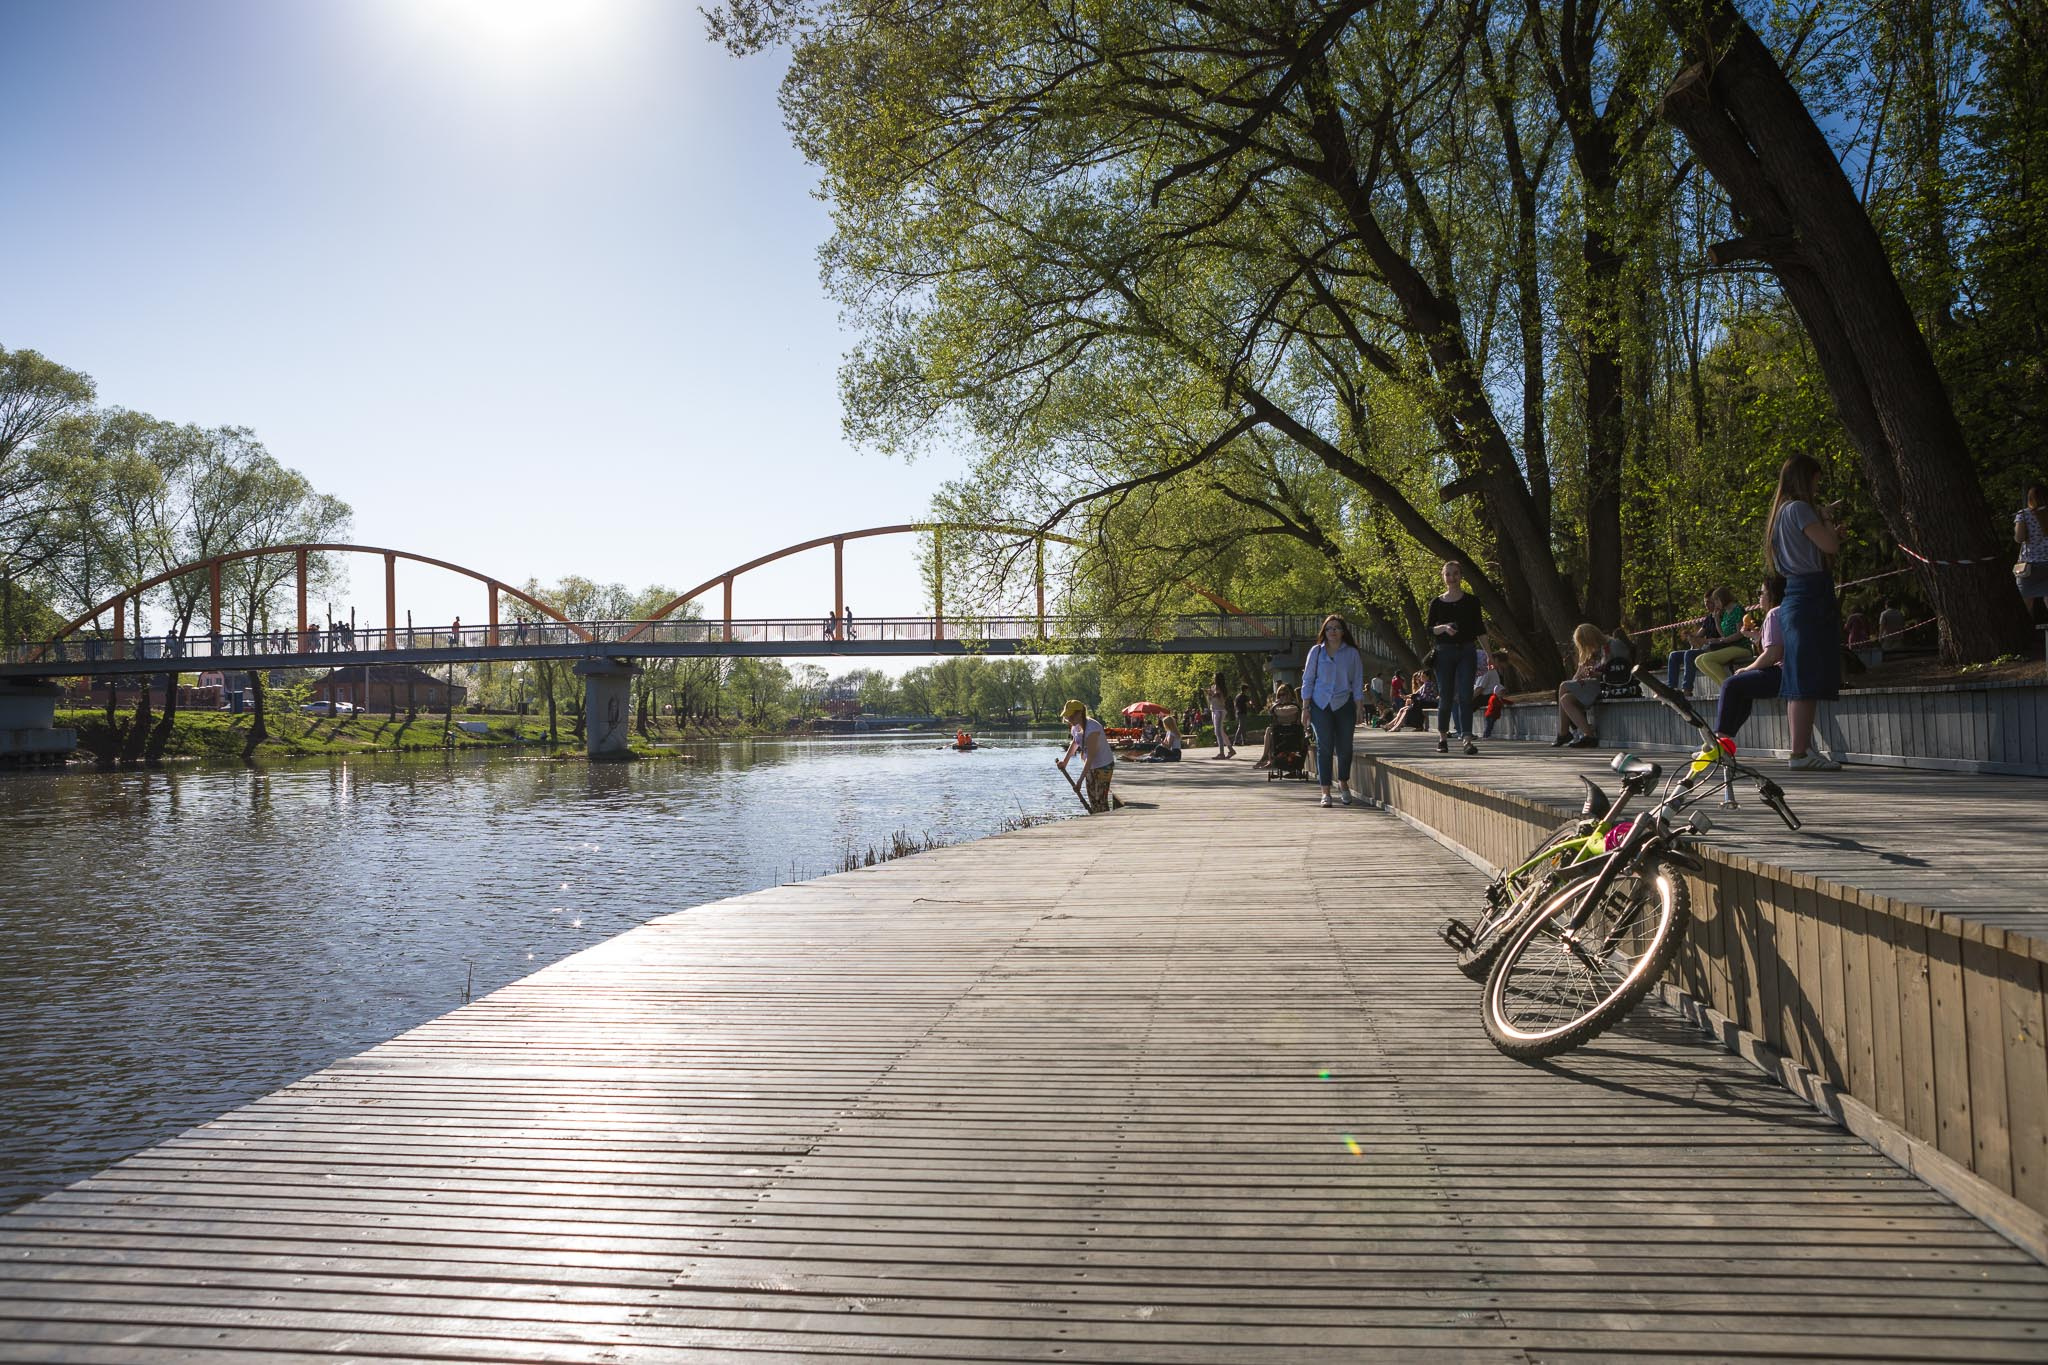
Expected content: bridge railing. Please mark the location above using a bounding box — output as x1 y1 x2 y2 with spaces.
6 614 1319 667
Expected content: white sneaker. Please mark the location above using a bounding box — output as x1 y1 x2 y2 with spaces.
1319 793 1334 808
1787 753 1841 771
1339 789 1353 806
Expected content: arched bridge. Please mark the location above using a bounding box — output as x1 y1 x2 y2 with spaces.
0 526 1323 682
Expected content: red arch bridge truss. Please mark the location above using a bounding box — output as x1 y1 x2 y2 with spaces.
1 526 1313 680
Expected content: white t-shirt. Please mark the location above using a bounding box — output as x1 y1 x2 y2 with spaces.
1069 718 1114 772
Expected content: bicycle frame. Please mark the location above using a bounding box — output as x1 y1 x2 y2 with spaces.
1552 666 1803 939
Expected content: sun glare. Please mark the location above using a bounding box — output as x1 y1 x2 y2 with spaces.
389 0 646 75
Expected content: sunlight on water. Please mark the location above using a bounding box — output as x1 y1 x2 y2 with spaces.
0 732 1074 1209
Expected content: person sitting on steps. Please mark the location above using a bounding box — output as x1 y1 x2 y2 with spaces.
1554 623 1608 748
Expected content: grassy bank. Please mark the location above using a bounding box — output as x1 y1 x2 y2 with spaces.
57 708 786 765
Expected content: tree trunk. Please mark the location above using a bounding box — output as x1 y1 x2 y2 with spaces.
145 673 179 766
1657 0 2034 661
244 669 268 760
119 689 151 766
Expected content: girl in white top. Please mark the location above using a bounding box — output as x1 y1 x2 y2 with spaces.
1205 671 1236 759
1058 700 1116 811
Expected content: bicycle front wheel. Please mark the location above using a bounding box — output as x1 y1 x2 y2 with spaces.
1482 858 1690 1060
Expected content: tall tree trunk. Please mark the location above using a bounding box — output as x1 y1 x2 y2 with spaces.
119 689 151 766
145 673 180 766
1657 0 2033 660
244 669 268 760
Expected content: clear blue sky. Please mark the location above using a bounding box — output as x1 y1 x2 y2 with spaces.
2 0 963 633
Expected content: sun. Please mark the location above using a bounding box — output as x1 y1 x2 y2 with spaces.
389 0 646 74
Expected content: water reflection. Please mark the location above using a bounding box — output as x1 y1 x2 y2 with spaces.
0 732 1072 1209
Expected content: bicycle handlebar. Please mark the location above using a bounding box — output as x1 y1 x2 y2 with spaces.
1633 665 1713 734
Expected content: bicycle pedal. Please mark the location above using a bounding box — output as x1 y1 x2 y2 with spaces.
1438 918 1475 950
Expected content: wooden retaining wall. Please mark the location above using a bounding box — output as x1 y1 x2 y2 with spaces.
1488 681 2048 776
1359 756 2048 1260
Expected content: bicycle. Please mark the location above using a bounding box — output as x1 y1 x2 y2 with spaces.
1477 665 1801 1060
1439 772 1633 981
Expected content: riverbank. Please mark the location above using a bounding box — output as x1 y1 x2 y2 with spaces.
55 707 789 765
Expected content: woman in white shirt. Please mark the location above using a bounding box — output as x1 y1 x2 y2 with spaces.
1058 700 1116 811
1299 613 1366 808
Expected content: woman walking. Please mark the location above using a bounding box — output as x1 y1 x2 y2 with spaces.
1206 671 1236 759
2016 484 2048 628
1428 560 1484 754
1300 613 1366 806
1765 455 1843 770
1058 700 1116 811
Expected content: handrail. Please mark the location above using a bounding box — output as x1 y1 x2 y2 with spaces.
5 613 1325 668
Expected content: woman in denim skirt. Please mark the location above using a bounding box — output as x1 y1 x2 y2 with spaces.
1763 455 1843 770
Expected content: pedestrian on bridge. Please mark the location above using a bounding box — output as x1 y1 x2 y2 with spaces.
1301 613 1366 807
843 606 857 640
1058 700 1115 812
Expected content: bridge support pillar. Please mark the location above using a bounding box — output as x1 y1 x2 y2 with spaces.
574 658 639 761
1268 647 1308 694
0 680 74 766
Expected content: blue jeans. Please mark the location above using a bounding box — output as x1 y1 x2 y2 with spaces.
1307 700 1356 785
1714 666 1782 739
1666 649 1704 693
1434 643 1477 737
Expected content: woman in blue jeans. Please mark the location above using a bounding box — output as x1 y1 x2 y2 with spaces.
1300 613 1366 807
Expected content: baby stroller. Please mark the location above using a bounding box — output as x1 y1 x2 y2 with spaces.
1265 702 1312 781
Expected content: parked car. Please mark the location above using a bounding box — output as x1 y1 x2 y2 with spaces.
300 700 361 715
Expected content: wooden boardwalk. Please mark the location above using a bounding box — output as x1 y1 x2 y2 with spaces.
3 761 2045 1361
1357 728 2048 952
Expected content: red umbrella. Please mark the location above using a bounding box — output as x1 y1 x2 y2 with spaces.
1121 701 1170 718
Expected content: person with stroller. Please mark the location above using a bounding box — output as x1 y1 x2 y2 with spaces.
1253 683 1299 769
1301 613 1366 807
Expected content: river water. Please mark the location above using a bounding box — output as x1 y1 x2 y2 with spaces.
0 732 1078 1210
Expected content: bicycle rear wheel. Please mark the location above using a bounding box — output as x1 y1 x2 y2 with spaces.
1458 822 1584 980
1482 858 1690 1060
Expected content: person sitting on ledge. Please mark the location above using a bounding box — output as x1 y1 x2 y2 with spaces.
1554 623 1608 748
1715 577 1786 743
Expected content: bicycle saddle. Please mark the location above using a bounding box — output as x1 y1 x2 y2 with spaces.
1610 751 1661 787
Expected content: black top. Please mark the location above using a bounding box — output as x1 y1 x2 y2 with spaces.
1427 593 1484 646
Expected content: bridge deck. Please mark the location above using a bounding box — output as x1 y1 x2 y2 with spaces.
3 763 2044 1361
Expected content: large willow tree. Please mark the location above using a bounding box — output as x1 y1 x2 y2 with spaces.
717 0 2030 677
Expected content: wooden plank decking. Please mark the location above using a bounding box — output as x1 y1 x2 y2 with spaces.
1357 727 2048 953
3 761 2045 1361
